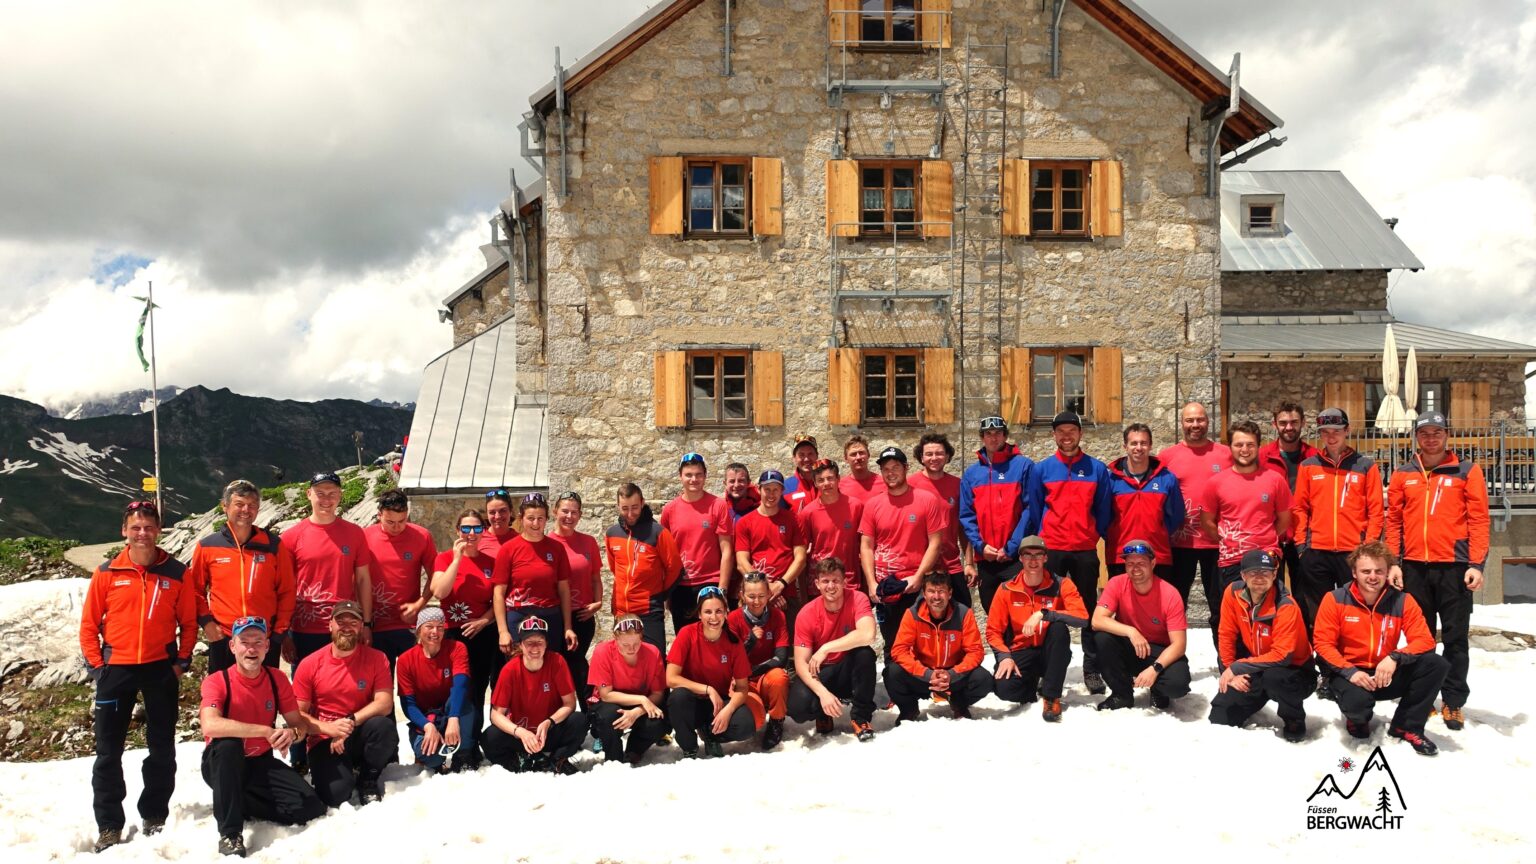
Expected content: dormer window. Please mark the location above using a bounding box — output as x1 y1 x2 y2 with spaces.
1242 194 1284 237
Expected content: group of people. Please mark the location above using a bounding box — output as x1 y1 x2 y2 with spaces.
77 401 1489 857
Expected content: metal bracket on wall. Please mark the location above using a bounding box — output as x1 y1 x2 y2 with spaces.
722 0 734 76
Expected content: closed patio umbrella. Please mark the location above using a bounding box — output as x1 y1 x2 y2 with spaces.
1375 323 1408 430
1402 345 1419 425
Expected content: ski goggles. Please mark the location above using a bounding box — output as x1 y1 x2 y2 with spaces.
811 458 839 475
1121 541 1156 559
458 524 486 535
679 452 706 468
516 617 550 639
979 416 1007 432
231 616 268 636
613 616 645 635
522 493 547 507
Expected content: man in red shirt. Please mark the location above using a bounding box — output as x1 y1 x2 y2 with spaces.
782 434 821 514
395 607 473 773
1259 402 1319 590
1158 402 1233 607
886 572 990 721
661 452 735 626
292 601 397 806
860 447 944 662
734 469 808 625
363 489 436 673
198 616 324 857
799 459 865 594
190 478 295 673
724 462 759 524
1092 541 1191 711
789 560 879 741
1200 421 1293 653
838 435 882 503
481 618 585 773
909 432 975 605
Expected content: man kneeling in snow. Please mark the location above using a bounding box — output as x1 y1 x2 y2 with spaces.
788 559 879 741
1091 541 1192 711
986 535 1090 723
293 601 398 807
886 571 991 722
1208 549 1313 742
199 616 325 857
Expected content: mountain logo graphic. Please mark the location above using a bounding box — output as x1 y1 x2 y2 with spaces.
1304 745 1407 831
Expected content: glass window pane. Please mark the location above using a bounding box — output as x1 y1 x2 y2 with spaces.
863 167 885 186
692 355 715 376
1063 354 1085 375
722 186 745 208
723 398 747 420
892 168 915 187
723 377 746 399
865 355 887 376
894 377 917 397
862 189 886 211
1033 394 1054 419
1065 394 1086 415
693 397 716 422
690 187 714 210
895 354 918 374
690 166 715 187
893 189 914 210
723 355 746 375
1031 190 1053 211
1033 354 1057 376
1062 211 1083 231
1061 190 1082 211
721 164 743 185
1033 168 1053 188
866 375 887 397
895 397 918 418
1061 169 1083 188
866 397 887 419
689 210 712 231
721 209 745 230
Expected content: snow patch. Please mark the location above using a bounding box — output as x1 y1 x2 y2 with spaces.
26 431 137 496
0 458 39 475
0 578 89 681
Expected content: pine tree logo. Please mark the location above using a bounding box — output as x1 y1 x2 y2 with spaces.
1305 746 1406 831
1376 788 1393 816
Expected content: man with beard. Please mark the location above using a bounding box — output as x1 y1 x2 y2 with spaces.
782 434 821 515
734 470 809 626
1258 402 1318 589
292 601 397 806
1208 550 1312 742
190 479 295 673
1092 541 1192 711
860 447 945 662
724 462 759 524
661 452 735 627
886 572 990 721
1201 421 1292 655
605 483 684 654
838 435 882 503
1158 402 1233 606
1106 424 1184 581
959 416 1034 613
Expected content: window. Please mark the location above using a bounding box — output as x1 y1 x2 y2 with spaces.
860 162 920 236
1364 380 1447 428
1031 349 1088 421
860 0 919 43
862 349 921 423
686 159 750 236
688 351 751 427
1241 194 1284 237
1029 162 1089 237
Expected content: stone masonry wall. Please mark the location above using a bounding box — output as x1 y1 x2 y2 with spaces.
1226 359 1528 428
1223 270 1388 315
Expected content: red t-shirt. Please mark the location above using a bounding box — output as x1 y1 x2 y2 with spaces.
1201 468 1294 567
477 528 517 560
492 534 571 609
1097 574 1188 646
292 646 391 744
858 487 945 580
794 591 874 666
734 509 803 580
726 606 790 668
798 496 865 592
547 531 601 609
362 523 436 631
432 549 496 628
908 472 963 574
285 518 375 634
587 639 666 696
1158 441 1234 550
667 622 750 694
838 472 882 504
396 639 469 712
200 667 298 758
661 494 733 587
489 653 575 728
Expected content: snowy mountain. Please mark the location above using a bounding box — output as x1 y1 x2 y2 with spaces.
1307 745 1404 807
50 386 186 420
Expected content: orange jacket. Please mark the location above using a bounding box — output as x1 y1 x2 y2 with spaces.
79 547 197 669
1385 450 1490 567
188 525 296 635
1313 583 1436 675
604 506 683 617
984 572 1089 654
1292 448 1384 552
892 600 983 678
1217 581 1311 672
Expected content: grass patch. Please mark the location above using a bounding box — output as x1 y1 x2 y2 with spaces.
0 537 83 584
340 475 369 510
259 481 306 505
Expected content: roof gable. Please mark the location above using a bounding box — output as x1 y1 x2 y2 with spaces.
1221 171 1425 272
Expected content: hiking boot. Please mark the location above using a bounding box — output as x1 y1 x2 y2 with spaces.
218 835 247 858
1096 694 1134 711
761 718 784 751
894 710 923 726
551 758 578 776
815 715 835 735
523 753 550 773
1042 698 1064 723
951 705 973 719
680 748 700 759
93 829 123 854
1083 670 1106 695
143 819 165 837
1315 675 1333 701
357 779 384 805
853 721 875 742
1345 719 1371 739
703 736 725 759
1150 691 1171 710
1389 726 1439 756
658 733 673 747
1282 718 1307 743
1440 704 1465 731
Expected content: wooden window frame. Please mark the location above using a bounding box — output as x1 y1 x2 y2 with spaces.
1029 160 1091 239
684 157 752 238
1029 348 1091 424
858 160 921 238
857 0 922 46
1364 379 1449 428
687 349 753 429
861 348 923 426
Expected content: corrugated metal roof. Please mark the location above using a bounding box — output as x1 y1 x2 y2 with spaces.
398 318 548 493
1220 171 1425 272
1222 311 1536 358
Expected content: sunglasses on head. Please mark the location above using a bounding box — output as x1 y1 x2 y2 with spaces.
485 489 512 500
613 617 645 634
1122 542 1155 558
680 452 705 467
811 458 838 473
557 491 582 505
125 500 159 515
523 492 547 506
231 615 268 635
459 524 486 535
696 585 726 603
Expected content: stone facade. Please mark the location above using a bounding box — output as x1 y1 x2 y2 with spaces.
1223 270 1388 315
449 210 547 395
1226 358 1528 428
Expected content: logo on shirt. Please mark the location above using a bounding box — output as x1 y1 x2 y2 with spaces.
158 578 172 590
1151 482 1161 491
356 678 366 690
907 514 917 523
541 683 551 693
1258 624 1271 638
1261 494 1271 503
265 699 274 711
998 473 1006 480
403 552 413 561
1075 470 1086 477
1211 464 1222 472
114 579 132 586
720 653 729 664
702 520 711 529
843 521 853 530
777 525 786 535
342 545 352 555
441 669 451 680
214 556 232 565
254 554 267 564
545 553 554 562
1150 616 1163 625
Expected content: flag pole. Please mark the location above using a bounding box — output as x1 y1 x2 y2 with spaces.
147 280 162 513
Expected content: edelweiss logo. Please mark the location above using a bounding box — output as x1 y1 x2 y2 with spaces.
1261 493 1271 503
701 520 711 529
446 602 472 622
254 554 266 564
545 553 554 561
403 552 413 560
342 545 351 555
1305 746 1406 830
1151 482 1160 491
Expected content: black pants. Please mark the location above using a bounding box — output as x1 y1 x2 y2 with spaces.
206 633 284 674
883 663 992 714
1295 549 1352 638
1277 540 1301 594
876 592 916 663
1170 546 1219 609
665 688 757 752
449 625 506 745
307 716 398 808
976 559 1021 618
788 646 878 726
481 713 587 771
994 622 1073 702
286 632 332 772
945 571 975 611
1047 549 1101 665
634 601 668 656
91 661 179 831
1208 664 1313 725
1093 632 1192 702
1329 654 1450 734
569 617 597 709
589 701 671 762
1402 561 1473 708
371 628 417 677
668 581 706 640
201 740 325 838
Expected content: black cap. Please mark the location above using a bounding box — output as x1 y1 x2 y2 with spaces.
1316 407 1349 430
309 471 341 487
1240 549 1278 573
1051 411 1083 429
876 446 907 466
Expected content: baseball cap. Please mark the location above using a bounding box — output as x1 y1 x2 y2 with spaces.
309 471 342 488
1240 549 1278 573
979 416 1008 432
414 607 446 631
1121 539 1156 559
1415 411 1448 432
1018 535 1046 551
876 446 907 466
230 616 268 637
758 469 786 487
331 600 364 621
1316 407 1349 430
791 434 818 454
1051 411 1083 429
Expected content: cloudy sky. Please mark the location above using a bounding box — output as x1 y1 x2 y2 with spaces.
0 0 1531 412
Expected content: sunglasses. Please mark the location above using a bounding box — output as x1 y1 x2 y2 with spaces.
696 585 726 603
459 524 486 535
231 615 268 635
680 452 706 467
523 492 547 506
310 472 341 485
125 500 159 515
613 617 645 634
518 617 550 634
1122 542 1155 558
485 489 512 500
557 491 582 505
811 458 838 473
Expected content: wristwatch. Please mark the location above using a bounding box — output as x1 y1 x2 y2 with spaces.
364 620 374 628
1151 662 1165 674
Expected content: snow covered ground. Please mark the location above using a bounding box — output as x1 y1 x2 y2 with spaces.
3 603 1531 863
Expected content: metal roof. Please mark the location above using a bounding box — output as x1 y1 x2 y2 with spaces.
441 254 508 308
1222 311 1536 359
1221 171 1425 272
398 318 549 493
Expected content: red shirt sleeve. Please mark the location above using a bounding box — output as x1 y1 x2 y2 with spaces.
200 673 228 713
275 673 298 715
292 659 313 705
666 627 691 668
352 524 375 569
587 643 614 689
783 511 803 547
554 656 576 698
924 494 945 535
1161 582 1188 631
451 641 470 676
730 642 750 680
772 609 789 648
491 541 515 588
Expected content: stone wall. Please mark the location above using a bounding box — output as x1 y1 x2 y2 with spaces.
1225 358 1528 428
1223 270 1388 315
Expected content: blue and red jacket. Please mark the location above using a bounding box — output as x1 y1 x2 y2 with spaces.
1027 450 1113 552
959 445 1034 558
1105 456 1185 565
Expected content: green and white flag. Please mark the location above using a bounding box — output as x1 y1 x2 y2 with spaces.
132 295 157 372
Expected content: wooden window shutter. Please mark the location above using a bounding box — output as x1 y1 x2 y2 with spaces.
648 156 683 236
827 0 857 45
826 160 859 237
1090 160 1124 238
1091 346 1123 424
827 348 862 424
1000 347 1033 425
922 348 955 424
1321 381 1366 427
751 157 783 237
751 351 784 426
1001 159 1031 236
653 351 687 427
921 160 954 238
920 0 953 49
1450 381 1491 426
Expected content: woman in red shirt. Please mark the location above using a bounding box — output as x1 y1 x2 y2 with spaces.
665 587 757 758
430 508 502 756
587 615 669 765
726 572 790 750
549 491 604 706
492 494 577 659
